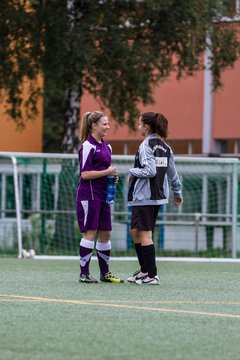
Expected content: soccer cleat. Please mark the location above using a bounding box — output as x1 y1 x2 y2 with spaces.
100 272 124 283
135 275 160 285
79 274 98 283
127 270 148 283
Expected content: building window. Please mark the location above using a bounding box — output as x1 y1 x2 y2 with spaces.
167 141 189 155
214 139 240 155
167 140 202 155
225 139 240 154
221 0 240 17
111 142 125 155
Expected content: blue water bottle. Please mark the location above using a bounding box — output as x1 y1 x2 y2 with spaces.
106 175 116 204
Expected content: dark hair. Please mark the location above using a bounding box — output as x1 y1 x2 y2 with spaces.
140 112 168 139
79 111 105 143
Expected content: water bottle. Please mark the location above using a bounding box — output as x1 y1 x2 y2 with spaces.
106 175 116 204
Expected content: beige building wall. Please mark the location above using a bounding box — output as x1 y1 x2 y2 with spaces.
0 82 43 153
213 59 240 139
81 56 240 155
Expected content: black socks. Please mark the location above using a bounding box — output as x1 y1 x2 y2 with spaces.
141 244 157 278
135 243 147 273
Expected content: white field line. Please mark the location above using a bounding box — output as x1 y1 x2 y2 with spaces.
31 255 240 263
1 294 240 319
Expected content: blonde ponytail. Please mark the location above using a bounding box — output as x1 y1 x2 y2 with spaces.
79 111 105 143
79 112 91 143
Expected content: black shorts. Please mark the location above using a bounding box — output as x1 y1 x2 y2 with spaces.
130 205 160 232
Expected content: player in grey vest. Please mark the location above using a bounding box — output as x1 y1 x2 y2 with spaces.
127 112 183 285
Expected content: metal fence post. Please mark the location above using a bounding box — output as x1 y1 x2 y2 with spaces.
41 158 47 253
194 213 201 256
231 162 238 258
11 156 22 258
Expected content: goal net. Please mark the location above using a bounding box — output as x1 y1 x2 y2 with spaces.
0 153 239 258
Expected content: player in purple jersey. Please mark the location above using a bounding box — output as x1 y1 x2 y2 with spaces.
76 111 124 284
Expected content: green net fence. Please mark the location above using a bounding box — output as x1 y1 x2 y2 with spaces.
0 153 239 258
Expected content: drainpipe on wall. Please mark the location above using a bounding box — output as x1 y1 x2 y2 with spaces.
202 34 214 156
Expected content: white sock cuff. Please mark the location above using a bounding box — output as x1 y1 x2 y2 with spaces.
80 238 94 249
96 240 111 251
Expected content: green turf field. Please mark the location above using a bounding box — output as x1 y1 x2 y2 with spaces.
0 258 240 360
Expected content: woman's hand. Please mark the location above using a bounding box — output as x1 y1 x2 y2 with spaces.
107 165 117 176
174 196 183 206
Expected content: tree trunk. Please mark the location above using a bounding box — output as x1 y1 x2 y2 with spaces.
61 87 81 154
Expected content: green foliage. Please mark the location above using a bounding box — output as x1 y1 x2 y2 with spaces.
0 0 239 140
0 0 44 129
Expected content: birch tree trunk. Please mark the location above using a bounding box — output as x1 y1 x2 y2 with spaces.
61 87 81 154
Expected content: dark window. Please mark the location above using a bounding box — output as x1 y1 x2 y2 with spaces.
221 0 238 17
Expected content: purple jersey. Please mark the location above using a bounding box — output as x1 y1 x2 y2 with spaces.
76 135 112 202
